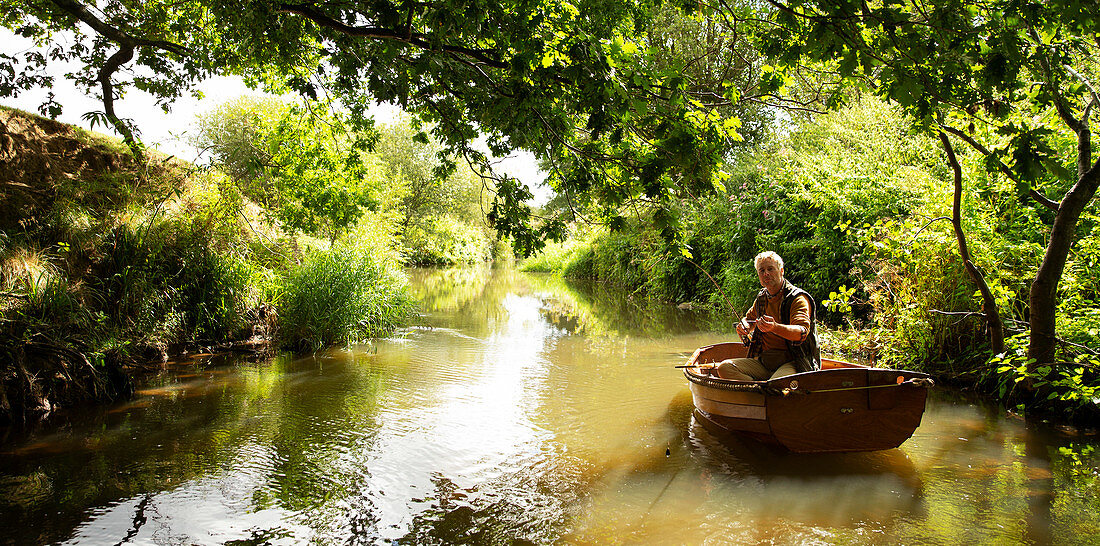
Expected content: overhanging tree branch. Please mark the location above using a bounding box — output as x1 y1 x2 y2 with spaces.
939 123 1059 212
49 0 193 161
49 0 189 55
279 3 508 69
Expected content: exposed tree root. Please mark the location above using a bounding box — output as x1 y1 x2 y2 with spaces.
0 340 132 426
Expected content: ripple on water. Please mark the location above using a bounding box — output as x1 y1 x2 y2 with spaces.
339 452 591 545
63 469 315 545
8 271 1100 545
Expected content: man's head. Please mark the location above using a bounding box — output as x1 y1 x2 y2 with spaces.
754 251 785 295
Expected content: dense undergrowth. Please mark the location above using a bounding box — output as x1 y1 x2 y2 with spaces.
523 97 1100 423
0 106 420 425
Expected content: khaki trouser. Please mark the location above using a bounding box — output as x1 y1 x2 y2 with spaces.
716 350 797 381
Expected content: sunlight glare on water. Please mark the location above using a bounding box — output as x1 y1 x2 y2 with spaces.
358 292 559 542
1 267 1100 545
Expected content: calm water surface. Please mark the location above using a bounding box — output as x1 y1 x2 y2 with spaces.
2 267 1099 544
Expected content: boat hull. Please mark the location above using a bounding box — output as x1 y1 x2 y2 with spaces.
684 343 931 453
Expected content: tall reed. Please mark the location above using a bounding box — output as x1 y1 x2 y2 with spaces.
277 244 415 351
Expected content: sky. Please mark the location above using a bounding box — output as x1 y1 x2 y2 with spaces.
1 29 548 202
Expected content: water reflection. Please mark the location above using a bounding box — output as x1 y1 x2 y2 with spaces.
1 267 1100 544
408 267 707 337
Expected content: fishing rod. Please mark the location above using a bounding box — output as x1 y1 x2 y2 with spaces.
680 253 758 338
680 253 739 315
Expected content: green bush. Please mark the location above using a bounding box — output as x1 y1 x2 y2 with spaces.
100 220 255 345
978 333 1100 421
518 234 593 273
539 98 947 316
400 216 493 266
277 244 415 350
194 98 379 241
1058 212 1100 349
861 220 989 371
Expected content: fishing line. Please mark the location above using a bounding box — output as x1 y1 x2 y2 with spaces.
681 254 760 347
681 254 739 315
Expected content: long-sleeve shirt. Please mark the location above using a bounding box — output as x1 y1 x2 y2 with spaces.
745 291 811 352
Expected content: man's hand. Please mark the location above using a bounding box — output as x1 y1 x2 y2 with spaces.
736 317 753 346
756 314 777 332
756 314 805 341
736 317 755 336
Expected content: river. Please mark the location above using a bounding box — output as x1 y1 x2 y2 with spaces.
1 267 1098 544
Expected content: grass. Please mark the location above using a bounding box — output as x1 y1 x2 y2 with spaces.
518 233 596 273
277 244 416 350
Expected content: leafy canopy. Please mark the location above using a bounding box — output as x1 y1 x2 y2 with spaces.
1 0 757 254
747 0 1100 201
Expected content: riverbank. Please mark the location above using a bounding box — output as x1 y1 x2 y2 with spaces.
0 107 413 426
523 245 1100 428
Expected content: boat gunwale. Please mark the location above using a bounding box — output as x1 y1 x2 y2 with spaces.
682 342 930 392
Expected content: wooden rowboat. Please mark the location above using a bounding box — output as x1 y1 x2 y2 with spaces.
683 342 933 453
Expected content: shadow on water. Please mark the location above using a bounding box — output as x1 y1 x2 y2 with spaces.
662 388 927 527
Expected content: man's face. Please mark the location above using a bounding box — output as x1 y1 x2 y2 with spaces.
756 258 784 294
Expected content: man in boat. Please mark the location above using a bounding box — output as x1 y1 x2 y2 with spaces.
716 251 821 380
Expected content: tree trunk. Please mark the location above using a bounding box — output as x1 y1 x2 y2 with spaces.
1028 135 1100 366
939 132 1004 354
1028 179 1098 365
